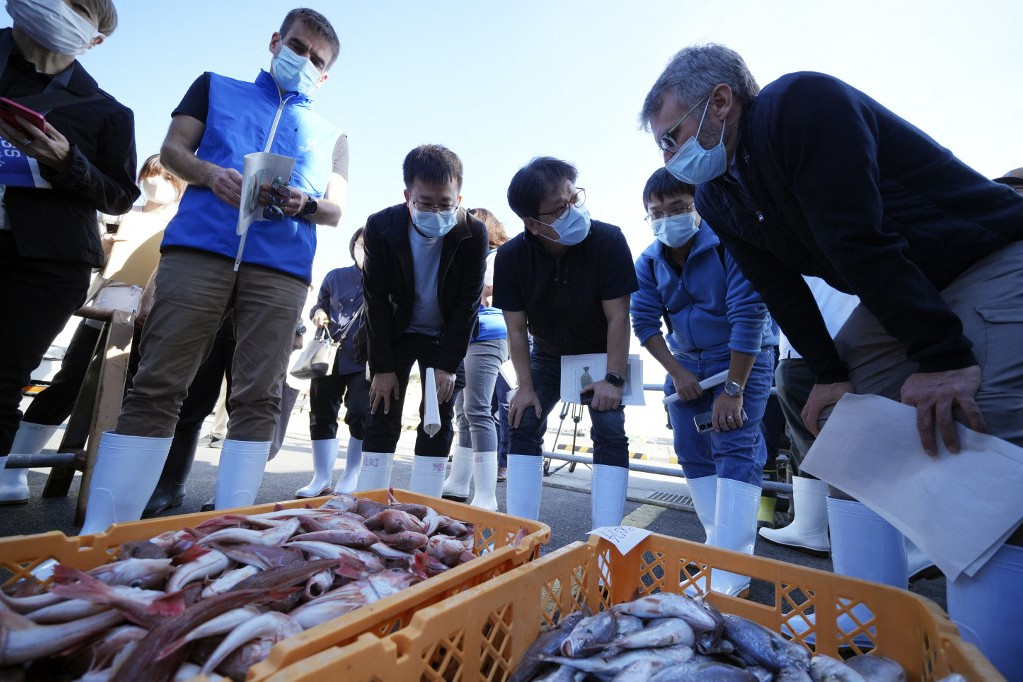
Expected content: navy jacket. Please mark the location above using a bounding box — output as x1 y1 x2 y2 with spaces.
697 72 1023 382
358 204 487 375
311 264 364 375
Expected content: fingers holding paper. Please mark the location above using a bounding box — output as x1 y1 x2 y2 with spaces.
433 368 455 404
900 365 987 456
802 381 854 436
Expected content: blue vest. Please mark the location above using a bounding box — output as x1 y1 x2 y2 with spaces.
161 70 340 282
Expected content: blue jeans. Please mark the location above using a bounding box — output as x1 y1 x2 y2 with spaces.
508 349 629 468
665 349 774 486
493 372 511 467
454 338 508 452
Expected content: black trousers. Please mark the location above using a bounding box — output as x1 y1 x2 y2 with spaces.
363 334 456 457
0 231 90 455
22 321 102 426
308 363 369 441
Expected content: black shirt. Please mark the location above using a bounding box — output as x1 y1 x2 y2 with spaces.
493 220 638 357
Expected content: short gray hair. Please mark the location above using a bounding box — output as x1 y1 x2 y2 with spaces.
639 44 760 131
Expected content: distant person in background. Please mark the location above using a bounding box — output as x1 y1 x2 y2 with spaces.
356 144 487 496
495 157 637 529
0 0 138 487
80 7 347 533
0 153 181 504
296 227 369 498
442 207 509 510
630 168 775 597
758 277 857 556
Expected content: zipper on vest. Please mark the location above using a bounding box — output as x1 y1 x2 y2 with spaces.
235 92 299 271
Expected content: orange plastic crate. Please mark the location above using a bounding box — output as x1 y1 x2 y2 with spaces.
270 533 1002 681
0 489 550 681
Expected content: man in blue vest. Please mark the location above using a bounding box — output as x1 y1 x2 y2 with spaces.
80 8 348 534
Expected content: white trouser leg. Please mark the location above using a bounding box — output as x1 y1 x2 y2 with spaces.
214 439 270 510
296 438 338 498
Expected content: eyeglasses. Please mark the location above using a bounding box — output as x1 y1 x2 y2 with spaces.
645 204 695 222
657 95 710 154
411 199 458 214
535 188 586 223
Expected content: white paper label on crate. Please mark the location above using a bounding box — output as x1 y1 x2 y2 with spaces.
590 526 652 556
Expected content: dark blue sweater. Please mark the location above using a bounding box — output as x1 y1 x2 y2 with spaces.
697 72 1023 382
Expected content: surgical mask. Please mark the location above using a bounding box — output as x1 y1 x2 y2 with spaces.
6 0 102 56
412 207 458 238
652 212 699 248
353 245 365 267
271 45 321 95
664 99 728 184
540 204 591 246
140 177 178 205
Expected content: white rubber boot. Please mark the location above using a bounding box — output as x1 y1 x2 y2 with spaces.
947 544 1023 681
708 478 761 597
441 445 474 500
355 451 393 492
905 536 937 582
784 497 908 644
590 463 629 529
79 432 172 535
409 455 446 498
333 436 363 494
759 476 830 554
214 440 270 510
0 422 58 504
506 454 543 520
685 475 717 543
469 450 499 511
296 438 338 498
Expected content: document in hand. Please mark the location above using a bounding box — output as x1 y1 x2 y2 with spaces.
237 152 296 236
559 353 645 406
423 367 440 438
800 393 1023 581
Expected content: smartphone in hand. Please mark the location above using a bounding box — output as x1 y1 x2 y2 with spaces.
694 408 748 433
0 98 46 138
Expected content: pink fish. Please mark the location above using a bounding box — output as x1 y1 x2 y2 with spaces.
50 567 185 628
299 527 378 549
0 604 125 665
199 612 302 676
86 557 174 589
363 508 426 534
427 536 477 568
197 517 300 547
374 530 429 551
0 586 65 614
165 548 230 592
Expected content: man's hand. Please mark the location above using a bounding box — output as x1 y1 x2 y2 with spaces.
434 368 455 404
669 365 703 402
901 365 986 456
508 386 542 428
312 309 329 329
581 380 623 412
802 381 854 436
370 372 400 415
258 182 308 216
712 393 744 431
211 167 243 208
0 118 71 171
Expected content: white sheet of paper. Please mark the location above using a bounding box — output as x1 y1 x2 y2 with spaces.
560 354 645 406
800 394 1023 581
237 152 296 236
590 526 652 556
661 369 730 405
423 367 440 438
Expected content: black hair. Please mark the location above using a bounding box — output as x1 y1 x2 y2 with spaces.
280 8 341 68
507 157 577 219
642 168 695 208
348 226 365 261
402 144 464 190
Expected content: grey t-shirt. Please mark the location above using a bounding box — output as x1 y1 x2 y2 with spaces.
405 223 444 336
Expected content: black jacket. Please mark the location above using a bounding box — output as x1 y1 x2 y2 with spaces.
696 72 1023 382
358 204 487 375
2 28 139 267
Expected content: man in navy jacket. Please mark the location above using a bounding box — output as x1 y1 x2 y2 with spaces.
639 43 1022 675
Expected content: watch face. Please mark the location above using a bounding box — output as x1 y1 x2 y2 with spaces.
724 380 743 396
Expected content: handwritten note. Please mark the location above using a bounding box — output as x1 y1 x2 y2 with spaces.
590 526 652 556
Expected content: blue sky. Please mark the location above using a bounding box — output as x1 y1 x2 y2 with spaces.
8 0 1022 299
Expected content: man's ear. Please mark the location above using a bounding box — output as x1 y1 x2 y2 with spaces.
268 32 282 55
403 188 411 204
709 83 734 121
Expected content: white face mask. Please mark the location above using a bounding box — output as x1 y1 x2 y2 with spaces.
140 177 178 205
271 44 321 95
6 0 102 56
353 244 365 268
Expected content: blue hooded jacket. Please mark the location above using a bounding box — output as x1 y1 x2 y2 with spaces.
630 224 776 361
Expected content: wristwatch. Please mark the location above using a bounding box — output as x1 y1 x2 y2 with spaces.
723 380 744 397
303 195 318 217
604 372 625 388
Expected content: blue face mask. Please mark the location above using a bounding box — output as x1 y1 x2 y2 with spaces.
540 204 591 246
272 45 321 95
412 207 458 238
652 212 699 248
664 99 728 184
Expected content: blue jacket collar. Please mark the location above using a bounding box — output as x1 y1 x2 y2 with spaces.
256 69 313 106
643 224 720 264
